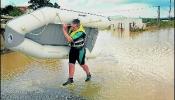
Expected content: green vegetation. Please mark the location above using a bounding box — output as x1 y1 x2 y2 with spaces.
143 18 174 28
28 0 60 10
1 0 61 17
130 18 174 33
8 7 24 16
1 5 24 16
159 20 174 28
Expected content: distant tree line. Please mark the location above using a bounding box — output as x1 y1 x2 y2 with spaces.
142 18 174 28
1 5 24 16
1 0 60 16
28 0 60 10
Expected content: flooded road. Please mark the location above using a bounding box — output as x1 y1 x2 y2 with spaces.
1 28 174 100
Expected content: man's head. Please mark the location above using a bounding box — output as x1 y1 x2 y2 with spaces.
71 19 80 31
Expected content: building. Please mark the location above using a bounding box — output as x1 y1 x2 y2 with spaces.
109 16 146 31
17 6 28 13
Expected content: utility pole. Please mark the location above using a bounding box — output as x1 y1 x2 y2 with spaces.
154 6 160 27
169 0 172 20
158 6 160 26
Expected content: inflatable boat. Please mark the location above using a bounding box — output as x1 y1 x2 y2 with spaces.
4 7 111 58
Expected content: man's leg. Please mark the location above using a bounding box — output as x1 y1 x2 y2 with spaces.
80 64 91 82
68 48 77 79
78 48 91 82
80 64 90 75
63 63 75 86
63 48 76 86
69 63 75 78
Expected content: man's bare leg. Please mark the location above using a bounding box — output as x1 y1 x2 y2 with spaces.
81 64 91 81
69 63 75 78
63 63 75 86
80 64 90 75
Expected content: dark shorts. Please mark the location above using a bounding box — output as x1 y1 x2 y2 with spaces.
69 47 86 65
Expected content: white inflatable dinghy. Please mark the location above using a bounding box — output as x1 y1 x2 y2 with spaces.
4 7 111 58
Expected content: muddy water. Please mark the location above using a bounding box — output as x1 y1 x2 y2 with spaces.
1 28 174 100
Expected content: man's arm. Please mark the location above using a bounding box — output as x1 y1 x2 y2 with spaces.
62 24 73 42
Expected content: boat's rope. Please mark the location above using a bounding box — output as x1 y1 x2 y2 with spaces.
28 10 49 36
56 13 63 24
27 7 108 36
23 9 100 62
29 13 42 22
28 11 63 36
23 11 64 63
28 25 48 36
56 9 103 25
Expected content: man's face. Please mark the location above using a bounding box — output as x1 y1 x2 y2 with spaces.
71 23 79 31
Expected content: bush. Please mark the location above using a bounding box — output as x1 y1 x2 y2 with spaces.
159 20 174 28
9 7 24 16
143 18 174 28
1 5 24 16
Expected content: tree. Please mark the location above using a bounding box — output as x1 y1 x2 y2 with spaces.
9 7 23 16
1 5 24 16
28 0 60 10
1 5 14 15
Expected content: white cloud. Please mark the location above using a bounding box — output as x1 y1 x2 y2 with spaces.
96 0 127 4
69 0 173 18
16 1 29 6
98 3 158 18
160 7 175 18
1 0 29 7
1 0 5 7
2 0 173 18
57 1 159 18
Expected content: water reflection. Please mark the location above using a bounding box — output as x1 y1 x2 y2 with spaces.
110 29 130 38
1 28 174 100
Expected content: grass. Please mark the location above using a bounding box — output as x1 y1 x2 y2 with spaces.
131 18 174 32
143 18 174 28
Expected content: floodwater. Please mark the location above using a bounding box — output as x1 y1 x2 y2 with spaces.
1 28 174 100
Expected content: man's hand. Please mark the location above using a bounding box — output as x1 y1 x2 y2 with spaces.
66 36 73 42
62 24 73 42
62 24 68 32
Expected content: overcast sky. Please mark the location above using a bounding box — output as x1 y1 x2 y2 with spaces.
1 0 174 18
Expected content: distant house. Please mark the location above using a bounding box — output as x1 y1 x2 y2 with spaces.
17 6 28 13
109 16 146 31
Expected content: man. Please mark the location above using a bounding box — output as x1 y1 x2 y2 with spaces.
62 19 91 86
